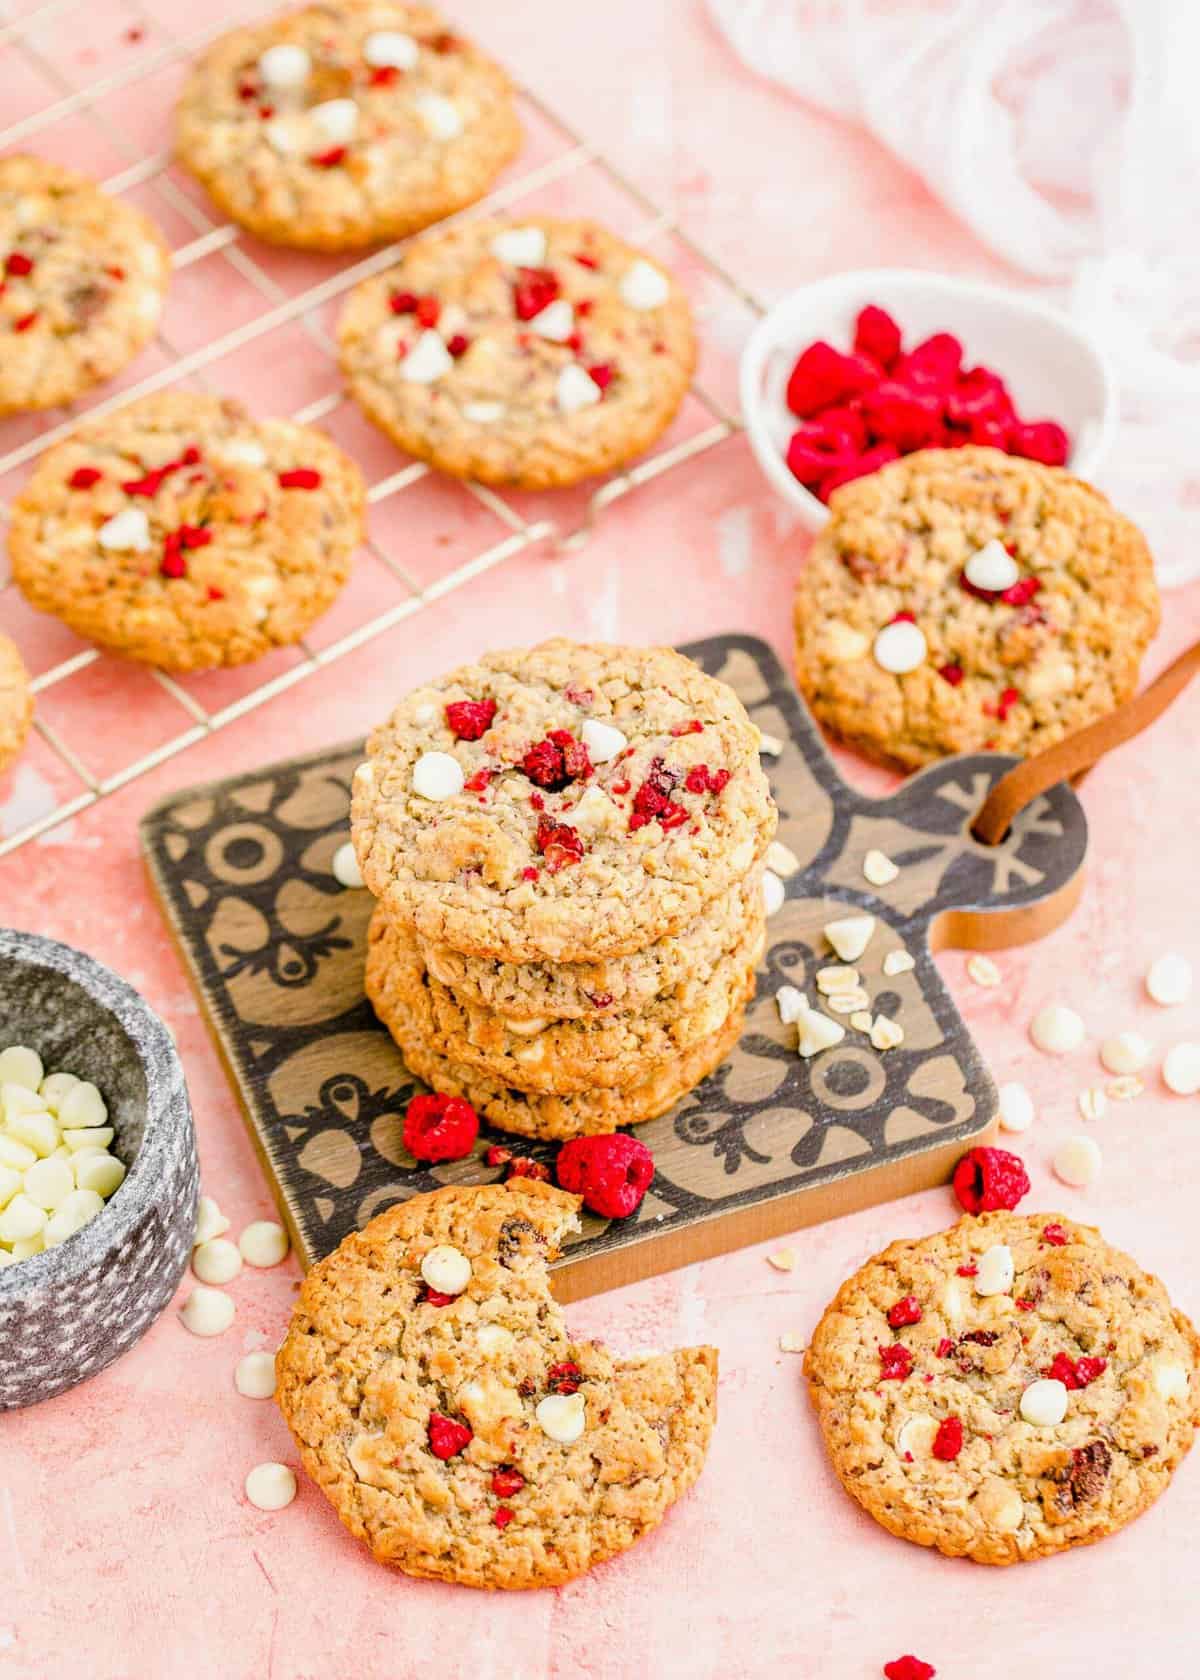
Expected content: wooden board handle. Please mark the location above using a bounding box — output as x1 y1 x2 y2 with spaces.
973 638 1200 846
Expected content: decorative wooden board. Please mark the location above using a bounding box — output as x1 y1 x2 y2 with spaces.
141 636 1087 1299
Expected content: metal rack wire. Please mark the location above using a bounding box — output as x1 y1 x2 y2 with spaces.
0 0 766 858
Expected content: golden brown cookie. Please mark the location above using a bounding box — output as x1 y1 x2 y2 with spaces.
366 906 751 1140
0 634 33 776
804 1211 1200 1565
337 216 696 488
0 155 169 415
351 638 776 965
793 447 1160 770
174 4 520 251
275 1180 717 1587
8 392 366 671
369 900 762 1093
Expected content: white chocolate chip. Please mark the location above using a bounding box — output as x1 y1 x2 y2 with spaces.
757 731 784 756
0 1164 19 1208
815 965 859 995
863 849 899 887
1019 1378 1069 1426
975 1242 1015 1297
570 786 621 838
0 1193 45 1243
42 1187 103 1246
311 97 359 143
490 226 547 267
896 1415 939 1460
824 914 875 963
58 1081 107 1129
762 870 786 917
766 1248 795 1272
258 43 310 88
823 621 870 662
1030 1004 1085 1055
535 1391 586 1444
38 1070 78 1112
239 1220 289 1268
193 1237 243 1285
997 1081 1034 1133
476 1323 514 1356
1146 952 1192 1007
220 438 269 468
412 750 464 801
963 537 1019 593
1052 1134 1102 1187
414 91 462 139
179 1284 235 1337
463 400 505 424
1077 1086 1107 1123
362 29 418 69
1163 1042 1200 1095
872 620 927 675
235 1351 277 1399
194 1194 230 1246
399 329 453 384
74 1151 125 1198
332 841 364 888
244 1463 297 1511
796 1005 845 1059
5 1108 57 1157
775 985 807 1025
97 509 151 552
263 117 299 155
1152 1358 1190 1404
0 1046 43 1088
420 1243 471 1296
976 1478 1024 1532
1100 1032 1150 1075
869 1014 904 1051
580 719 627 763
1106 1075 1144 1101
940 1276 966 1328
62 1125 113 1151
618 258 670 310
764 840 800 878
555 362 603 415
22 1156 73 1211
966 954 1002 988
882 949 915 976
527 298 574 342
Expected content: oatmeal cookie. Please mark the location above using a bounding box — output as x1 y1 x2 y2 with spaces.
367 910 750 1139
174 4 520 251
804 1211 1200 1565
0 634 33 776
337 215 696 488
8 391 365 671
352 638 776 964
793 447 1160 770
275 1179 718 1587
417 865 765 1022
369 900 762 1093
0 155 169 415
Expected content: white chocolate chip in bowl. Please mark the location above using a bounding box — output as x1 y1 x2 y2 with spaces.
412 750 464 801
0 1045 43 1088
1019 1377 1069 1427
420 1243 471 1296
872 620 927 675
536 1391 586 1444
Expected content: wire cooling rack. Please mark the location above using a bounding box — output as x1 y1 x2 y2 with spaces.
0 0 766 858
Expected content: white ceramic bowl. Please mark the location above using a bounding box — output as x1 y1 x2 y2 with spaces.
740 268 1117 530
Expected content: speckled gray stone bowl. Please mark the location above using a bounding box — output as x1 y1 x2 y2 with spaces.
0 929 197 1409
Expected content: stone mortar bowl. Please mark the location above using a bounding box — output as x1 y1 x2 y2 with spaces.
0 929 197 1409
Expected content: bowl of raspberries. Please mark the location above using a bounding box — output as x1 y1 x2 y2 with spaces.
739 268 1116 527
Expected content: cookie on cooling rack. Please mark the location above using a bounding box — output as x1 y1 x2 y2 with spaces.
793 447 1160 771
0 155 170 415
337 215 696 488
275 1179 718 1587
8 392 366 672
174 3 520 252
805 1211 1200 1565
0 634 33 777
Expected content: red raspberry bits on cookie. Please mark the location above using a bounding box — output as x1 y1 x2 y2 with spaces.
878 1343 914 1382
931 1415 964 1461
1042 1353 1108 1390
629 758 687 832
546 1361 583 1395
278 467 322 489
513 267 560 321
952 1145 1030 1214
310 146 347 169
492 1466 525 1498
535 817 585 873
493 1506 515 1529
4 251 34 277
522 731 592 789
1042 1223 1069 1246
887 1296 923 1330
884 1658 935 1680
427 1412 472 1460
445 698 496 741
68 466 103 490
403 1092 479 1162
556 1133 655 1219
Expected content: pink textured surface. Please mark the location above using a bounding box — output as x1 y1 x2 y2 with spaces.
2 4 1199 1677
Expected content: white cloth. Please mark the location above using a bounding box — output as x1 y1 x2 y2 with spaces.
707 0 1200 584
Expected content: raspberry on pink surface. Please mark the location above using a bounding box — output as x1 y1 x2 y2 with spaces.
952 1145 1030 1214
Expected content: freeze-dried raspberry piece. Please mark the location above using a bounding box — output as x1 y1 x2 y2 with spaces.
4 251 34 277
884 1658 936 1680
1042 1353 1108 1390
310 146 347 168
952 1145 1030 1214
507 1156 552 1183
984 686 1020 722
492 1466 525 1498
1001 576 1042 608
415 295 440 328
278 468 322 489
68 466 103 490
493 1506 515 1528
819 443 900 502
422 1287 458 1307
522 730 592 790
390 290 419 314
513 267 560 321
935 1337 955 1358
403 1092 479 1162
887 1296 923 1329
556 1133 655 1219
938 663 964 687
683 764 731 796
629 757 686 831
853 304 902 369
445 698 496 741
932 1415 963 1461
427 1412 472 1459
546 1361 583 1395
878 1343 914 1382
1042 1223 1068 1246
1011 420 1069 467
485 1144 513 1168
535 817 584 872
786 342 881 418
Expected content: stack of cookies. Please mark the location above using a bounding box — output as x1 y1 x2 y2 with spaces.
353 638 777 1141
